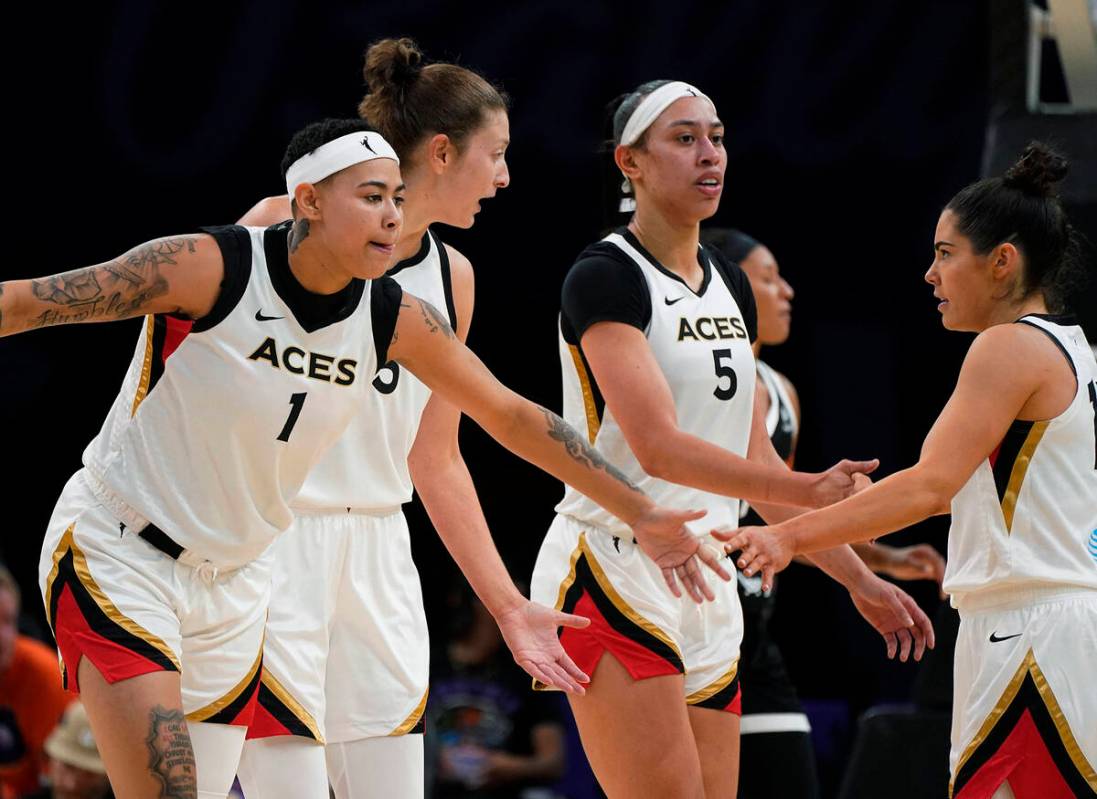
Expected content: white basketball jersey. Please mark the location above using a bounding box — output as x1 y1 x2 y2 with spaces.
82 223 389 568
291 230 455 511
555 232 757 536
943 315 1097 604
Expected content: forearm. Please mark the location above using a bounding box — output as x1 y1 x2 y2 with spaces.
488 400 652 525
410 450 524 619
784 464 948 555
643 427 816 508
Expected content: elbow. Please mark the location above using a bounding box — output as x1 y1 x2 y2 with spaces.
914 467 956 516
633 439 672 480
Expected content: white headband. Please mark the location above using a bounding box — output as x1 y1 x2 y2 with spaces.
619 81 712 146
285 130 400 197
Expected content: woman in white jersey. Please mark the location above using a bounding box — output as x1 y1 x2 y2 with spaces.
233 40 587 799
0 119 728 799
529 79 936 798
705 227 947 798
724 142 1097 799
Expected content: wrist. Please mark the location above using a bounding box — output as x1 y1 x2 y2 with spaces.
483 586 527 621
619 495 653 528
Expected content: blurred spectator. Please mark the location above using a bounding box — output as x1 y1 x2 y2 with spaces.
24 702 112 799
0 564 71 799
426 582 567 799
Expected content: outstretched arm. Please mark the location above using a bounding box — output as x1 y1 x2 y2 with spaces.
0 235 224 336
389 292 731 602
725 324 1055 584
407 250 590 692
580 322 876 510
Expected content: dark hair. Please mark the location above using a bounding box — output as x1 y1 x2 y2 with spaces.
358 37 509 161
610 79 673 149
280 118 376 178
702 228 761 264
946 141 1087 312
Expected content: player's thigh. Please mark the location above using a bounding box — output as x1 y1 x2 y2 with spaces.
688 704 740 799
78 657 196 799
326 735 424 799
567 652 703 799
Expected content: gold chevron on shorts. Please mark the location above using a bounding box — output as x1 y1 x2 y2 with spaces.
1000 421 1047 532
686 659 739 705
45 524 180 670
578 533 681 661
259 668 325 743
551 539 585 613
131 315 156 416
186 643 263 723
389 688 429 736
568 344 601 444
949 648 1097 796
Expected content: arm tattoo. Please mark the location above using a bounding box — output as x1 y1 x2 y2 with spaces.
541 408 642 493
28 236 196 328
288 218 310 253
145 706 197 799
417 298 455 340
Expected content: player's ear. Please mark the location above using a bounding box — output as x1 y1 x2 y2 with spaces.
293 183 323 221
425 133 454 174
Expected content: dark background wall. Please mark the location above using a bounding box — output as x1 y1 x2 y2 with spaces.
1 0 1093 787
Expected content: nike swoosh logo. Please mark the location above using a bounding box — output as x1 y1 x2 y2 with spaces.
664 296 686 306
255 310 285 322
988 631 1023 643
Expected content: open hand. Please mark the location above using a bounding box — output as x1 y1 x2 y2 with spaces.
630 507 731 603
495 599 591 694
849 576 935 662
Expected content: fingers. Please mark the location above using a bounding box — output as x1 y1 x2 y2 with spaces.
555 650 591 685
522 658 583 695
884 631 898 660
662 566 683 599
554 610 591 630
686 555 715 602
909 598 936 651
676 560 706 604
672 507 708 523
710 525 739 542
761 563 775 594
696 542 731 582
856 458 881 475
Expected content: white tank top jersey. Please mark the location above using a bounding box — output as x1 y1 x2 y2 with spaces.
944 314 1097 606
740 359 797 522
292 230 456 511
81 222 401 568
555 230 757 537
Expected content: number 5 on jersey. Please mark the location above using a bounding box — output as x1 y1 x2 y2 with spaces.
713 348 737 401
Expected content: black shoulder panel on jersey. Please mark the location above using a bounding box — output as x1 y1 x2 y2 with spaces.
386 232 431 277
371 277 403 367
1016 318 1077 378
560 241 652 345
708 246 759 343
193 225 254 333
432 230 458 331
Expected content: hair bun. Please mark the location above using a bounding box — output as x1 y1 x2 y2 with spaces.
363 37 423 96
1003 141 1069 197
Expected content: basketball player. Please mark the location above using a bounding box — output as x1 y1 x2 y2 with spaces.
530 80 935 799
0 119 728 799
724 142 1097 799
233 39 589 799
704 227 946 798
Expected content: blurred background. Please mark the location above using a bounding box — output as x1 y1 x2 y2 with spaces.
1 1 1094 797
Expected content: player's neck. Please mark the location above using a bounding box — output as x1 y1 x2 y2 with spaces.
984 294 1050 329
627 208 702 287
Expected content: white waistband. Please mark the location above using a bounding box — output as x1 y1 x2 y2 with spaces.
951 583 1097 613
289 505 403 518
739 712 812 735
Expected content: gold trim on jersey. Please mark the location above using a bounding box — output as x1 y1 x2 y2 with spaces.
578 533 682 662
131 315 156 416
1000 421 1048 533
551 539 584 614
389 688 429 736
948 648 1097 796
686 659 739 705
186 644 263 724
44 524 181 671
259 668 325 743
567 344 601 444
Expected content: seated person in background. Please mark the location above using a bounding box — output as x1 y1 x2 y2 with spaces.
0 564 71 799
25 702 112 799
427 580 566 799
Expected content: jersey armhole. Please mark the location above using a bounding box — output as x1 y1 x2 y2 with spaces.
1015 319 1077 378
192 225 253 333
432 230 458 330
371 277 403 367
708 247 758 343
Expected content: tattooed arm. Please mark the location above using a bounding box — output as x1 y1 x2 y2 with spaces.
389 292 731 598
0 234 224 337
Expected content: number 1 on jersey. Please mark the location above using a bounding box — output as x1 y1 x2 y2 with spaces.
277 392 307 442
